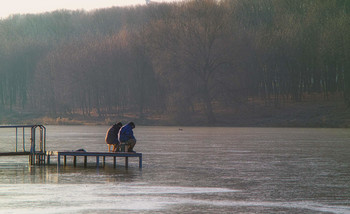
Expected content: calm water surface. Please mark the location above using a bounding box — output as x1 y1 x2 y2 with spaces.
0 126 349 213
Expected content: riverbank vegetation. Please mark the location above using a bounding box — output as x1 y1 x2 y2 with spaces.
0 0 349 127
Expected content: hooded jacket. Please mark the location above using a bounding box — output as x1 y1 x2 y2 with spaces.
118 123 136 142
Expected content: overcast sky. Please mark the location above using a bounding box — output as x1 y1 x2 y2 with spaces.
0 0 179 18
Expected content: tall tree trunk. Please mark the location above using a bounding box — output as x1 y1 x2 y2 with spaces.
202 86 216 124
344 63 350 108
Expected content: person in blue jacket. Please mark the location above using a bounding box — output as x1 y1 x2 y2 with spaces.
118 122 136 153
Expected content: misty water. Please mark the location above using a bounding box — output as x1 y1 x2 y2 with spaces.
0 126 349 213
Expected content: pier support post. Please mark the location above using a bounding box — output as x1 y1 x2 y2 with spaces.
57 154 61 168
139 155 142 168
73 156 77 167
84 156 87 167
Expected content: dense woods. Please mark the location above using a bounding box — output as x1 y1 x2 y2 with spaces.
0 0 349 125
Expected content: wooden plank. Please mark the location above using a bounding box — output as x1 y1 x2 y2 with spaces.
56 151 142 157
0 152 31 156
47 151 58 156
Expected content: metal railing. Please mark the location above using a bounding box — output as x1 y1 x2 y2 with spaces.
0 125 46 165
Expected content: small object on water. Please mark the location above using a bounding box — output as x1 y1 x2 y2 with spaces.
179 128 183 131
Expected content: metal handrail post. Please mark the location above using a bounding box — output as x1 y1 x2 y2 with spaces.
23 127 25 152
42 126 46 153
30 126 36 165
15 127 18 152
39 127 43 153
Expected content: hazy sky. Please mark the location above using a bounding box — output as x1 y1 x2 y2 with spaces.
0 0 179 18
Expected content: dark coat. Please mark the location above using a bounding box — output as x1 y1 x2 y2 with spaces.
105 124 122 144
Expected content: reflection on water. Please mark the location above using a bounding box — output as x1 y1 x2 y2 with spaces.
0 126 349 213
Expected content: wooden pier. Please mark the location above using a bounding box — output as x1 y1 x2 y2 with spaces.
0 125 143 169
47 151 142 168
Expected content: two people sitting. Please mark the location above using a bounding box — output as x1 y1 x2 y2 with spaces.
105 121 136 153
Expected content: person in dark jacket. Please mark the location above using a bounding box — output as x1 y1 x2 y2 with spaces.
105 122 123 152
118 122 136 153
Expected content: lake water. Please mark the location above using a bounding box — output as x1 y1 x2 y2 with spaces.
0 126 349 213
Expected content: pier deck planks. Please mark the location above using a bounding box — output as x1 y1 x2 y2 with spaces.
0 152 31 156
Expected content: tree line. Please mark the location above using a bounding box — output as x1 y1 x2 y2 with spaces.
0 0 349 124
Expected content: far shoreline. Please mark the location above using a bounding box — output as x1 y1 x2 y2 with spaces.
2 98 350 128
